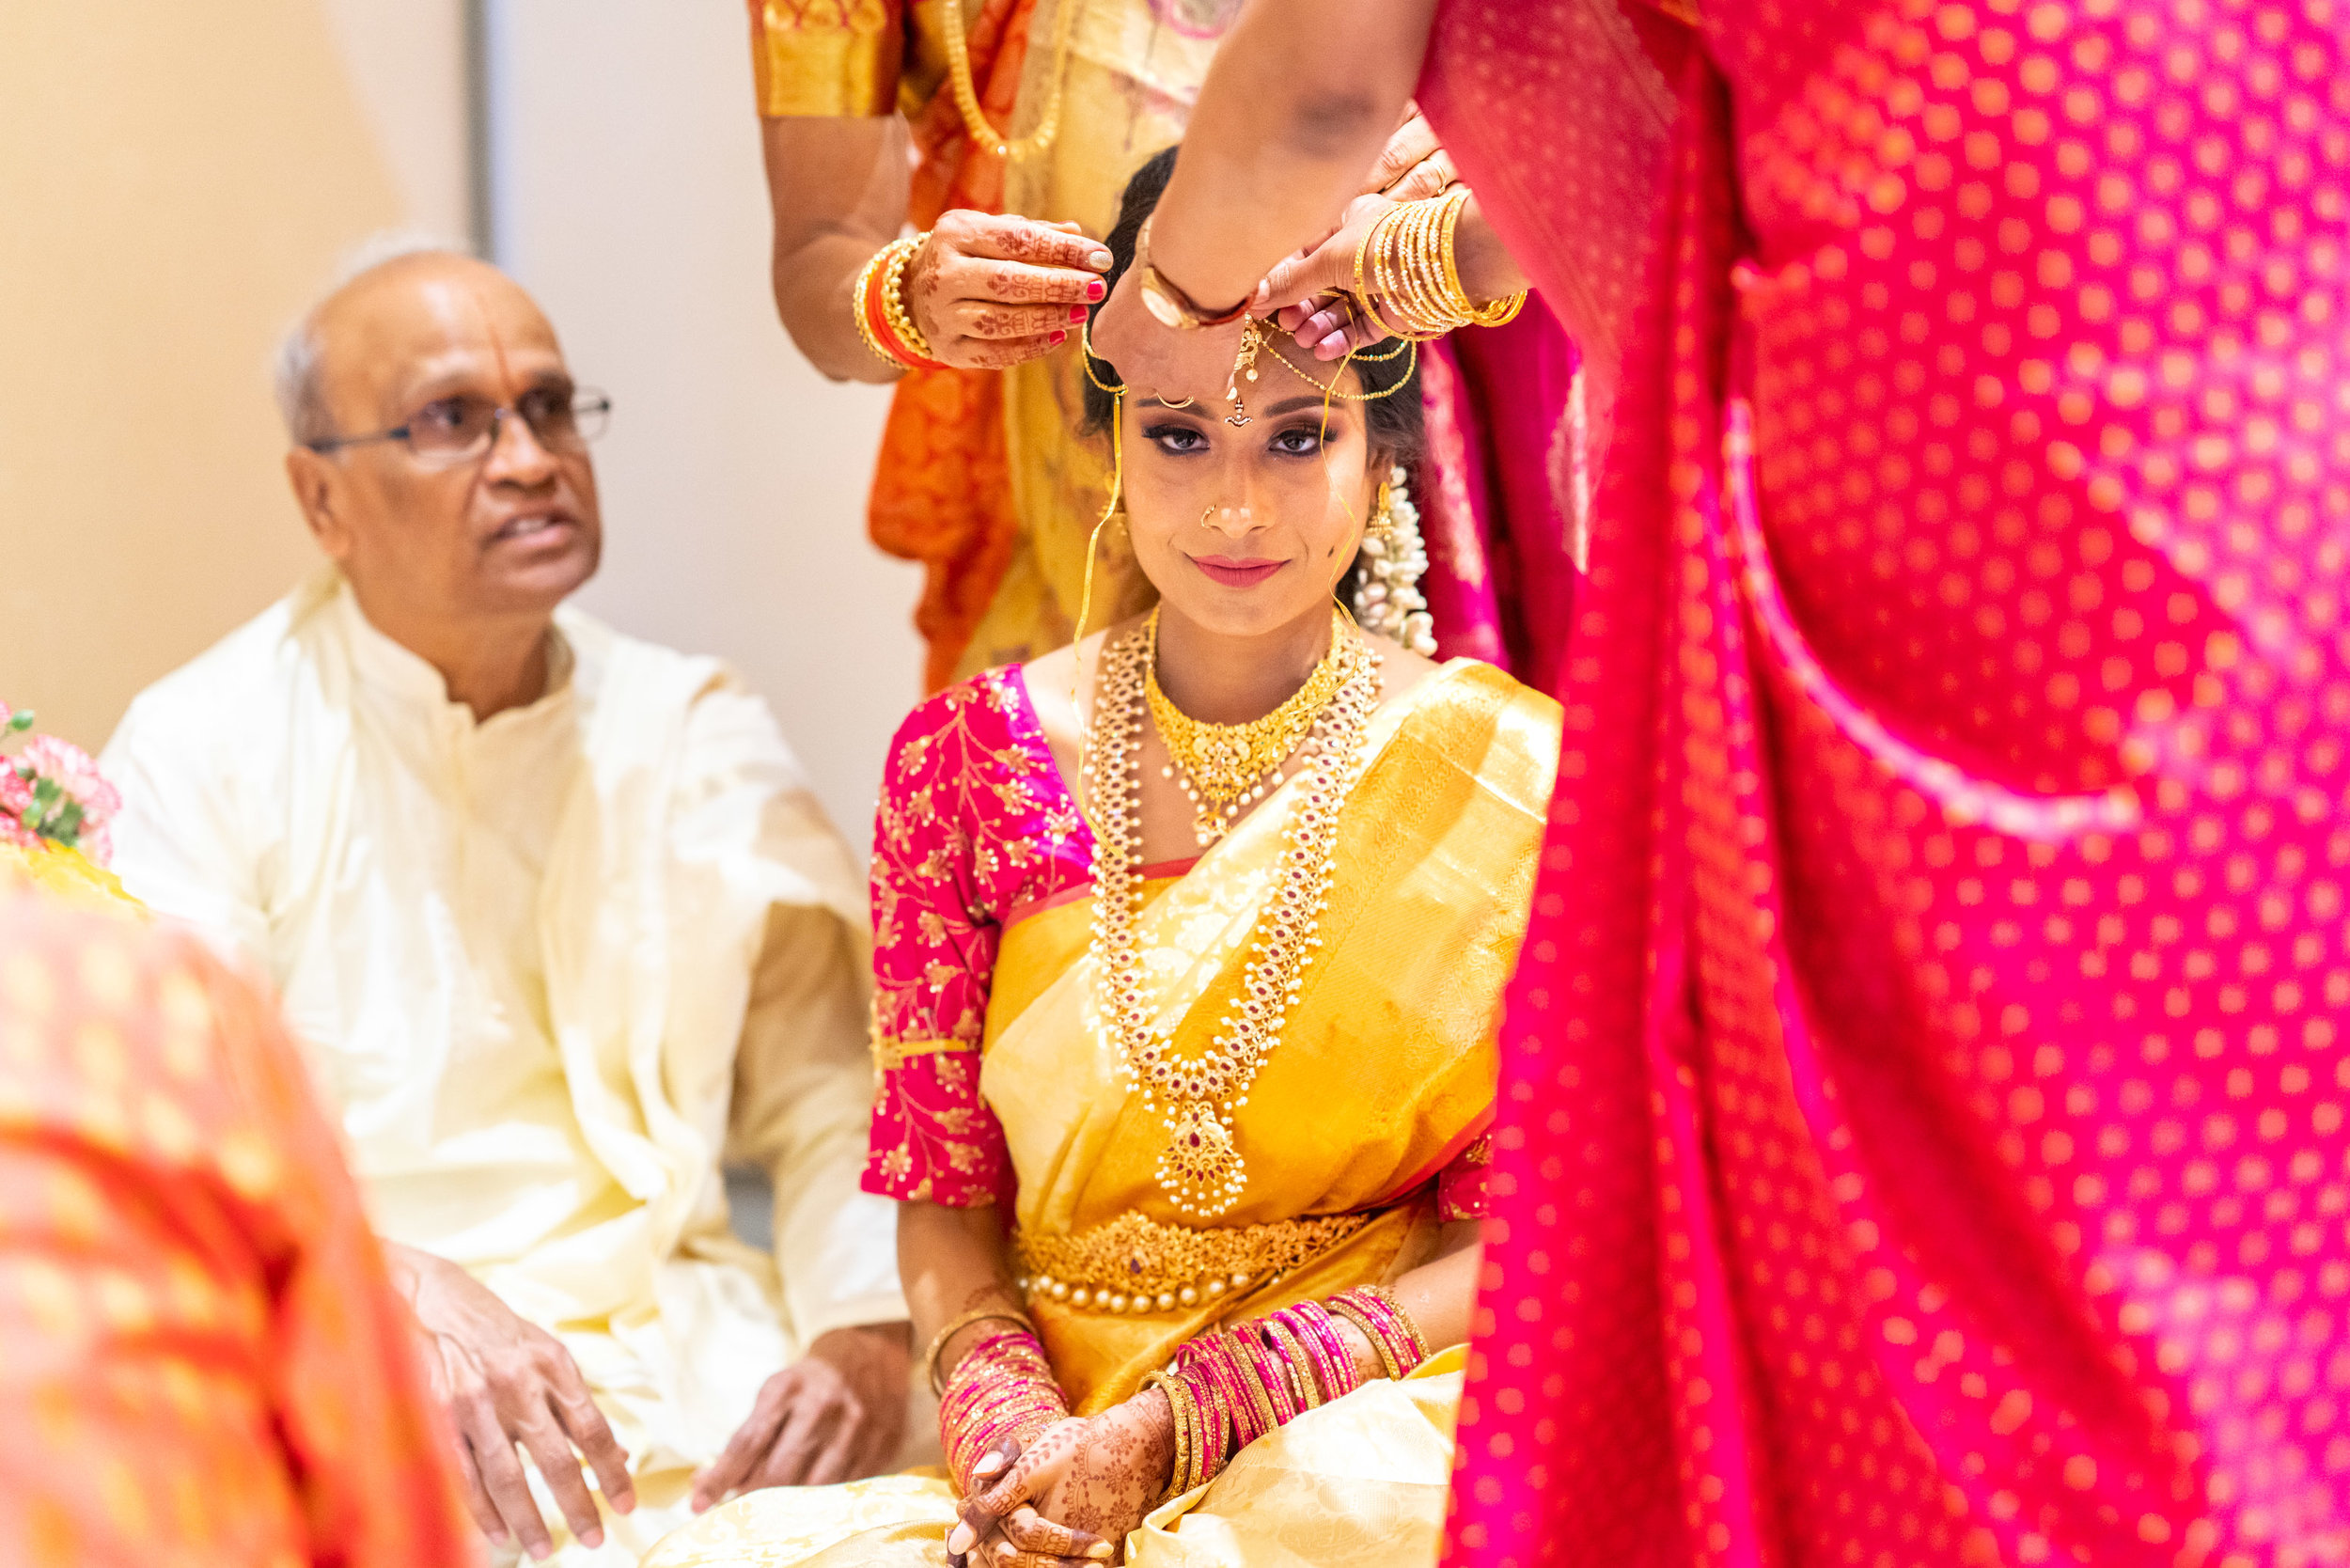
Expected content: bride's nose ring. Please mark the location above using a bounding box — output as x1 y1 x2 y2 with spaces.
1201 504 1253 529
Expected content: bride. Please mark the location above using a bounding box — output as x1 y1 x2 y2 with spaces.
649 147 1557 1568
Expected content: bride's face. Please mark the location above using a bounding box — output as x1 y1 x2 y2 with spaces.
1117 337 1385 640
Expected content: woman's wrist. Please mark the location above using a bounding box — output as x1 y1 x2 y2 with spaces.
1453 194 1529 306
1145 222 1253 325
1135 1386 1179 1498
1328 1313 1381 1385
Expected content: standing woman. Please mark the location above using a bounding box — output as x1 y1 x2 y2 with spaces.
752 0 1581 694
649 147 1559 1568
1095 0 2350 1561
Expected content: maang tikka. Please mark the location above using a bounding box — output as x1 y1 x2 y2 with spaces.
1223 318 1264 427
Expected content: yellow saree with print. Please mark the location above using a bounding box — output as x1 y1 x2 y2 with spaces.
649 660 1559 1568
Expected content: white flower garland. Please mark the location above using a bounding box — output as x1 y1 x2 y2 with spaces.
1347 465 1437 656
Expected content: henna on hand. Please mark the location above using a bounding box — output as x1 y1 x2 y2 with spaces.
902 211 1109 370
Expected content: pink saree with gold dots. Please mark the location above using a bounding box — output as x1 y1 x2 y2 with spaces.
1420 0 2350 1560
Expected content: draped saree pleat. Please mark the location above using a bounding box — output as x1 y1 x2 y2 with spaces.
1422 0 2350 1561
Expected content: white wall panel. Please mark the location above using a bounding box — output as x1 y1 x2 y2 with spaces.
484 0 921 858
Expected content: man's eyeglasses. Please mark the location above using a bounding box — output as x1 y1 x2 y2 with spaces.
306 388 612 466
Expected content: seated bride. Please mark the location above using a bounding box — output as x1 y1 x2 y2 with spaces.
650 147 1559 1568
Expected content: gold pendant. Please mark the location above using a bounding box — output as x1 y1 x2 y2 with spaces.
1157 1102 1245 1215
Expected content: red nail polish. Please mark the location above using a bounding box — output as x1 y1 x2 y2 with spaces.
1088 280 1106 301
1050 329 1068 344
1069 305 1088 321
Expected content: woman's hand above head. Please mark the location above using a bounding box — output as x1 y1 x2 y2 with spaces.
1255 193 1402 361
1255 180 1530 361
1086 266 1254 406
947 1391 1176 1567
906 212 1114 371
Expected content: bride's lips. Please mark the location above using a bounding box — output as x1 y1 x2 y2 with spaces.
1191 555 1286 588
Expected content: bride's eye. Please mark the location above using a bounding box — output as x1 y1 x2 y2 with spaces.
1143 423 1210 455
1269 425 1325 457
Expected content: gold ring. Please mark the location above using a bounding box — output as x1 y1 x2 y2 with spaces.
1201 504 1217 527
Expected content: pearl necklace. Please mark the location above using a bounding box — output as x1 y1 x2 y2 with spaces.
1144 607 1353 849
1084 617 1380 1218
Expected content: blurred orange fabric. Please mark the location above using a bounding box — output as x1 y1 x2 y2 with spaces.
0 875 474 1567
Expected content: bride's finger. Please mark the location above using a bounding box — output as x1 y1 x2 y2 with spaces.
1001 1504 1110 1560
948 1437 1026 1556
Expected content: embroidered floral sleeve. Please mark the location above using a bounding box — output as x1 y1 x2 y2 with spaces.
864 668 1091 1206
1437 1135 1495 1221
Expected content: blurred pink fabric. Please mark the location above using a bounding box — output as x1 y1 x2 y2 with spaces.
1413 300 1585 694
1421 0 2350 1561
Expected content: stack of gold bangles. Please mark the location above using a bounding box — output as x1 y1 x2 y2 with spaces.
854 232 948 371
1141 1286 1430 1502
1353 184 1527 339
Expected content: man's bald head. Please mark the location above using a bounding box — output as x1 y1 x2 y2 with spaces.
276 238 603 681
274 240 540 447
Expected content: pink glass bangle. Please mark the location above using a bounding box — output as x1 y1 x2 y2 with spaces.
1326 1287 1428 1382
1277 1303 1358 1403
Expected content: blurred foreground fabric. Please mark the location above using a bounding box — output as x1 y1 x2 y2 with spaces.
1427 0 2350 1560
0 853 474 1566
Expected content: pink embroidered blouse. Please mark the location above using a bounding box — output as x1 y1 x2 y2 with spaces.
861 666 1492 1219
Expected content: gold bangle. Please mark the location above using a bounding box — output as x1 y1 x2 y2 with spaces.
1141 1372 1194 1504
1411 193 1466 332
1374 201 1449 340
925 1306 1038 1396
1350 215 1404 341
852 246 905 368
1261 1319 1323 1409
1362 1284 1430 1366
880 234 939 365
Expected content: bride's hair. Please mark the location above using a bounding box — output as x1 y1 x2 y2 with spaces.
1080 146 1426 463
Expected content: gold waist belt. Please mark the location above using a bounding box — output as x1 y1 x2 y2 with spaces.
1014 1211 1371 1316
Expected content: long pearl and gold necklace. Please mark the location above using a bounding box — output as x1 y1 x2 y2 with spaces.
1084 614 1380 1217
1145 607 1352 848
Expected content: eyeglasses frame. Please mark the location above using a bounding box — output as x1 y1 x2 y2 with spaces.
304 388 613 462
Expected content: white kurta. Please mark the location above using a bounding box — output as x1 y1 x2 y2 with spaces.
102 572 903 1562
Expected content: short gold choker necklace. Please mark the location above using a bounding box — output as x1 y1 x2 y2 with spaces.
1144 607 1352 848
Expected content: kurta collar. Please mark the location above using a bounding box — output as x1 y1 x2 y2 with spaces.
331 576 575 728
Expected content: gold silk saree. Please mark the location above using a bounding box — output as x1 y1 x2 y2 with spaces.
649 661 1559 1567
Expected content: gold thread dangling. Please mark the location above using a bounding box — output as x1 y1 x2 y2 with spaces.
1070 385 1126 817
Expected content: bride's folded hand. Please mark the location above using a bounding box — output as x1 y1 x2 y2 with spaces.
947 1391 1175 1567
905 212 1114 371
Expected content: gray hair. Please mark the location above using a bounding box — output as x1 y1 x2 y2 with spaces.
273 229 476 447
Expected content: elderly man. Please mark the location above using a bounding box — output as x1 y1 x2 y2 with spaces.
101 245 910 1565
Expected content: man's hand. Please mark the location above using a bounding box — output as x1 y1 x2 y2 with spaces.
903 212 1112 370
387 1243 635 1560
690 1322 913 1511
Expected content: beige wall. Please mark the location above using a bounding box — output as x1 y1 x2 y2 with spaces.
5 2 912 858
487 0 920 855
0 0 466 753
